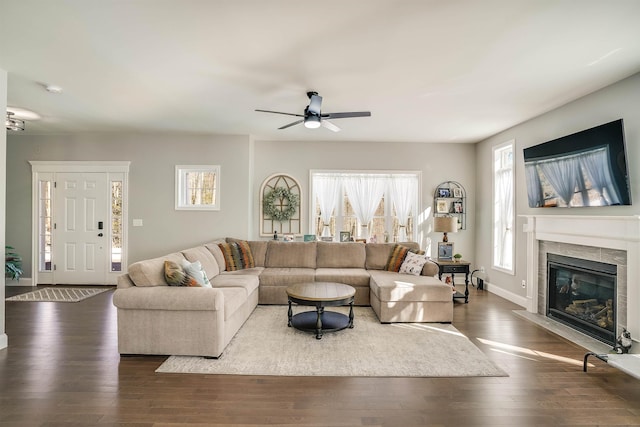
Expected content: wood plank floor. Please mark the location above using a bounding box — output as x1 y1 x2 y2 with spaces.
1 285 639 426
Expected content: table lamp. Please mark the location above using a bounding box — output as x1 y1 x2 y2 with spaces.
433 216 457 242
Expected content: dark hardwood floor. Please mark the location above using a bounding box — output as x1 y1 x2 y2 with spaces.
1 285 639 427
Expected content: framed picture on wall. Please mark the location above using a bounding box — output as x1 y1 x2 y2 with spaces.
438 188 451 198
453 188 462 198
340 231 351 242
437 242 454 260
436 200 449 213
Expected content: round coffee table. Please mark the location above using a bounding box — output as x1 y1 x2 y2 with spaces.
286 282 355 339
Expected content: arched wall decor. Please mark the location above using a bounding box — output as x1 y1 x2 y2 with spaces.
259 173 302 237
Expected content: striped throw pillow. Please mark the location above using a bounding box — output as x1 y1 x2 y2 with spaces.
218 240 255 271
385 244 410 272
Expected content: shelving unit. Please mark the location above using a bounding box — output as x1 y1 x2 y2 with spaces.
433 181 466 230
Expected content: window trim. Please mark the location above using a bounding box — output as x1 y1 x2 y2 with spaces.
492 141 515 275
175 165 221 211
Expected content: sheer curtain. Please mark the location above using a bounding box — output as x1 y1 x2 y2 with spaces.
579 148 621 205
390 175 417 242
343 175 386 240
495 167 513 270
525 164 544 207
538 157 580 206
314 175 341 237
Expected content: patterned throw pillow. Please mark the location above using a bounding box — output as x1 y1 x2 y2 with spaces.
385 244 410 272
181 259 212 288
399 251 428 276
164 260 201 287
218 240 255 271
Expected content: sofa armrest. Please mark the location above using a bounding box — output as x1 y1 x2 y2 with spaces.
421 259 439 277
113 286 224 311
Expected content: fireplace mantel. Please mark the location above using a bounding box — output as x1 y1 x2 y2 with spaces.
522 215 640 343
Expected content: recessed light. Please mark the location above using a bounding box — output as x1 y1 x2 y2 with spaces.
45 85 63 94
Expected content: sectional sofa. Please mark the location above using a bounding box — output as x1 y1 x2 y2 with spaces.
113 239 453 358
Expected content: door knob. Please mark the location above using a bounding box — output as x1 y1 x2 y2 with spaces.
98 233 103 237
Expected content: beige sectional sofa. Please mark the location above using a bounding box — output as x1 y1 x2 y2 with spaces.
113 239 453 358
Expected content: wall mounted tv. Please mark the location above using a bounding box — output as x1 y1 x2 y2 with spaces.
523 119 632 208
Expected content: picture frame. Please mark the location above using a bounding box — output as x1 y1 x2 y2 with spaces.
438 188 451 198
453 188 462 198
303 234 317 242
437 242 454 260
436 200 449 213
339 231 351 242
282 233 295 242
453 201 463 213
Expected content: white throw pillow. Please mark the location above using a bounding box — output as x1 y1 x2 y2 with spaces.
399 251 428 276
181 259 212 287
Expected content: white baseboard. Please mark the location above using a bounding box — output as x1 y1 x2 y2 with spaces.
5 277 34 287
485 281 528 308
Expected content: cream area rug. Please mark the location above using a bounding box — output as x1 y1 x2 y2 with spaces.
6 287 110 302
156 306 508 377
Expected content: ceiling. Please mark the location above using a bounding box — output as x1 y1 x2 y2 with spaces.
2 0 640 143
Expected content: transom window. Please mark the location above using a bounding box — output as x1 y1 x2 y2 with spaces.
175 165 220 210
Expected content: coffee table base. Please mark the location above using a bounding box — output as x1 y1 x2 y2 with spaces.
289 308 354 339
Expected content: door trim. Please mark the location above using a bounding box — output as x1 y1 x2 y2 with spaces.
29 161 130 285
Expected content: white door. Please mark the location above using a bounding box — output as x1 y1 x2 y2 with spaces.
53 172 109 284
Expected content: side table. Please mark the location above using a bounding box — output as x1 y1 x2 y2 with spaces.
436 260 471 303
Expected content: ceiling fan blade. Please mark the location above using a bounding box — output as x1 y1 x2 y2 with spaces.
308 94 323 115
278 119 304 130
321 120 341 132
255 109 304 117
324 111 371 119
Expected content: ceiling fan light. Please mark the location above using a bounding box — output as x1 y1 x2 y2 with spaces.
304 115 321 129
6 112 25 131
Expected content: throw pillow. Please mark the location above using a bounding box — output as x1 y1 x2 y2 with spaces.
218 240 255 271
164 260 187 286
384 244 410 272
399 251 428 276
181 259 212 288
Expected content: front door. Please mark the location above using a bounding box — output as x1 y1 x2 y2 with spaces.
53 172 109 284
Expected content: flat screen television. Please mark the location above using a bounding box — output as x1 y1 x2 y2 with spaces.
523 119 632 208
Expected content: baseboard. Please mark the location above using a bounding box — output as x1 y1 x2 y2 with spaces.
5 277 34 287
485 281 527 308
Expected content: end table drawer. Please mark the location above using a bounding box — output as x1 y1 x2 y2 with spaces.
443 265 468 273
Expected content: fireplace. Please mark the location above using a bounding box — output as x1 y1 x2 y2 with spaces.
547 253 617 346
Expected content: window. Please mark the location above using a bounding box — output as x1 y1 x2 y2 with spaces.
38 178 53 271
493 142 514 273
175 165 220 210
111 180 123 272
311 171 419 242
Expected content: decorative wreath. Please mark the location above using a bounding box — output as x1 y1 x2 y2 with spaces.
263 187 300 222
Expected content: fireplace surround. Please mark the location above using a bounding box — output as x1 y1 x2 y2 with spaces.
523 215 639 346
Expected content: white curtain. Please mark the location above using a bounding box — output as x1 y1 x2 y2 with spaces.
344 175 386 240
579 148 621 206
314 175 341 237
538 157 580 206
390 175 417 242
525 164 544 207
495 168 513 270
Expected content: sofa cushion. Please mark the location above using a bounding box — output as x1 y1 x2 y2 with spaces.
227 238 268 267
218 241 255 271
422 259 439 277
210 274 259 296
385 244 410 272
369 270 452 302
128 252 186 287
182 246 220 279
259 267 316 286
399 252 428 276
265 241 316 268
205 241 227 272
316 242 366 268
315 268 371 287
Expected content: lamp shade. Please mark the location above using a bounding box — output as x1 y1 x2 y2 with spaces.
433 216 457 233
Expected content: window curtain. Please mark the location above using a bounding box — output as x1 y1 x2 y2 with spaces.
538 157 580 206
579 148 621 206
314 175 341 237
390 175 417 242
495 167 513 270
343 175 386 240
525 164 544 207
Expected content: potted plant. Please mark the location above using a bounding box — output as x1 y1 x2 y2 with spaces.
453 253 462 262
5 245 23 282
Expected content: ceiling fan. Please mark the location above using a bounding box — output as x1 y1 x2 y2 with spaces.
256 91 371 132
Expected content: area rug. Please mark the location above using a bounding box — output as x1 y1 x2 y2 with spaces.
156 306 508 377
5 287 110 302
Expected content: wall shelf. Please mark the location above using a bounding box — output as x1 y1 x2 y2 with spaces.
433 181 466 231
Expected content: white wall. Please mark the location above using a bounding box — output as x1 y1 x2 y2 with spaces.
1 68 8 349
475 72 640 303
6 134 476 280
